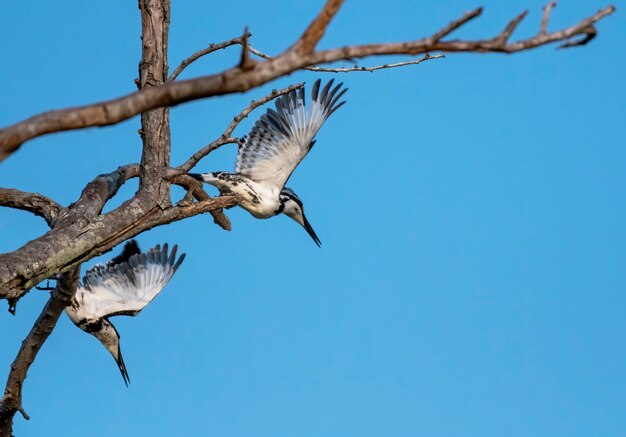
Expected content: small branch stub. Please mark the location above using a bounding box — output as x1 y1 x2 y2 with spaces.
239 27 256 71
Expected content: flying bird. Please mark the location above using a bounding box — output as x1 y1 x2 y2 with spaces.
190 79 347 247
65 240 185 386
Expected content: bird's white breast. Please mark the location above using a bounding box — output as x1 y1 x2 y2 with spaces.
231 180 281 218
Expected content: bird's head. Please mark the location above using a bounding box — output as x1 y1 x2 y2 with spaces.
90 318 131 386
279 188 321 247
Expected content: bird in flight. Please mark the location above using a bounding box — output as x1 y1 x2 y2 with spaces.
190 79 347 247
65 240 185 386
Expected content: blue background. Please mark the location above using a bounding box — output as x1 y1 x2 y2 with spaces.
1 1 624 435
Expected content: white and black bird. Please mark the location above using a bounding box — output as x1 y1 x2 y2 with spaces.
65 240 185 386
190 79 347 247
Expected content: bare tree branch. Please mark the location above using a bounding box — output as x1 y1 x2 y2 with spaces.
246 46 445 73
289 0 344 55
430 7 484 43
0 3 614 162
495 10 529 45
173 36 443 77
0 164 137 305
0 189 64 227
309 5 614 57
238 27 256 71
70 164 140 217
169 33 249 81
558 26 597 49
0 192 237 304
0 267 80 435
169 175 241 230
137 0 171 207
542 1 558 34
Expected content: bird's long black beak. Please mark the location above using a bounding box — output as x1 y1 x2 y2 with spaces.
115 345 131 387
302 213 321 248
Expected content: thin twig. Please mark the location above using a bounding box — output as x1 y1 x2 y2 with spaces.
495 10 529 45
542 1 558 34
168 33 249 81
247 46 444 72
431 7 484 42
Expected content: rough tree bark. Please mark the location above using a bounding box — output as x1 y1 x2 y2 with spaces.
0 1 616 435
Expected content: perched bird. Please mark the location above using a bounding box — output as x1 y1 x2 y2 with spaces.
190 79 347 247
65 240 185 386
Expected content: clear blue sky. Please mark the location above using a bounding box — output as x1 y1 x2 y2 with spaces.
1 1 624 436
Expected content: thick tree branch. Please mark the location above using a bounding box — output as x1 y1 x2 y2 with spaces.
0 3 614 162
138 0 172 206
0 189 64 227
0 164 137 305
0 267 80 436
70 164 140 217
0 193 237 304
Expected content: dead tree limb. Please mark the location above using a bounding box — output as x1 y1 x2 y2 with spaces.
0 267 80 436
0 2 615 162
137 0 171 206
0 189 64 227
244 46 445 73
168 33 250 81
0 1 616 303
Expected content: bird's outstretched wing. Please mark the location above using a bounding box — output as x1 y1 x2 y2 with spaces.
67 243 185 323
235 79 347 189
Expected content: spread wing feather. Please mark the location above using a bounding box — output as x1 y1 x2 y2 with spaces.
235 79 347 189
66 243 185 323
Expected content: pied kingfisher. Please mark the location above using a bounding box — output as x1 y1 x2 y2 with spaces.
190 79 347 247
65 240 185 385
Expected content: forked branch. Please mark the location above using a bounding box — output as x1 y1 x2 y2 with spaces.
0 1 615 162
